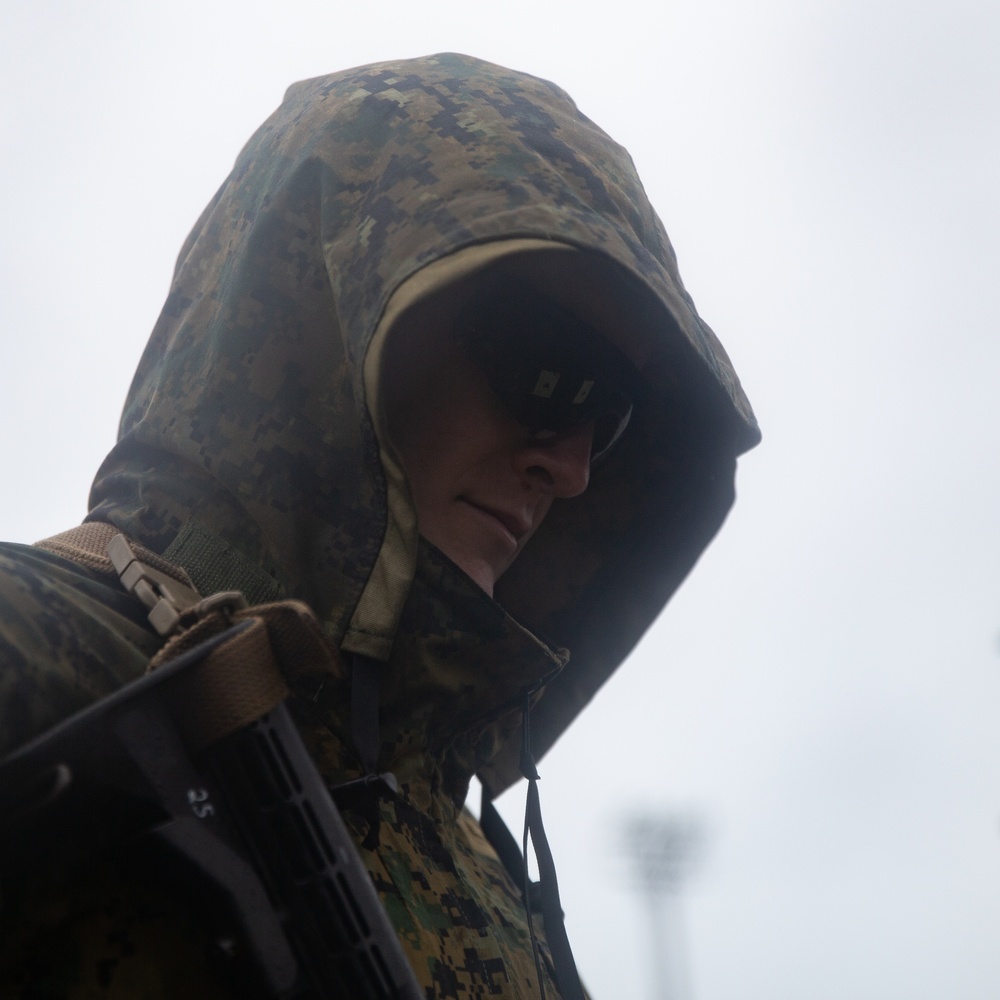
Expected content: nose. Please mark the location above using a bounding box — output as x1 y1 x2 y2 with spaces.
515 423 594 498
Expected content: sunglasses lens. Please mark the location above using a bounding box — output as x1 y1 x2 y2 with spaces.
461 285 638 462
505 378 632 461
591 395 632 462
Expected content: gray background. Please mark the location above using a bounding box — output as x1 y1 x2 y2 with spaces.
3 1 999 997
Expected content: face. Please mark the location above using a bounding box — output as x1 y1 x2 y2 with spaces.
385 313 595 596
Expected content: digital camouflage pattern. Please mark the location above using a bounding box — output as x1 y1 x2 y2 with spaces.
0 53 758 996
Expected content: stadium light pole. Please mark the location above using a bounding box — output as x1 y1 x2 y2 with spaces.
622 813 703 1000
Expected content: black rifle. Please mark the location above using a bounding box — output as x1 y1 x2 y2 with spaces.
0 619 423 1000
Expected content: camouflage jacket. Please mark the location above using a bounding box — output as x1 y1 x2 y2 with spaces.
0 54 758 997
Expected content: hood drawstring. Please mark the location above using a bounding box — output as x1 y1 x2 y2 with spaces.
349 653 382 775
518 689 586 1000
480 691 586 1000
328 653 398 849
344 654 585 999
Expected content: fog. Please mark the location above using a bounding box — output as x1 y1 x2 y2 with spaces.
3 2 999 996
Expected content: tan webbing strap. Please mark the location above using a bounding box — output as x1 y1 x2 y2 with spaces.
147 600 337 751
36 523 339 753
157 615 290 751
35 522 197 589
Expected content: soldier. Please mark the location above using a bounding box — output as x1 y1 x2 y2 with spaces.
0 53 759 997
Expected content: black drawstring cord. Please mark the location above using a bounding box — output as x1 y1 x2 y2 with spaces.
519 692 548 1000
330 653 393 849
345 659 584 997
519 691 586 1000
350 653 381 775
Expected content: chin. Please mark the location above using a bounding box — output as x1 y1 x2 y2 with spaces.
425 530 501 596
466 565 496 597
448 553 496 597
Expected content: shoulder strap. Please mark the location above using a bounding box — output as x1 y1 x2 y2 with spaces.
36 522 332 749
36 522 197 588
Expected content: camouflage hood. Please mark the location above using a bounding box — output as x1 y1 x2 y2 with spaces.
88 53 758 793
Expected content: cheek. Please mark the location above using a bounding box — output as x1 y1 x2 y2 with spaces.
391 385 460 481
397 413 484 520
403 393 507 487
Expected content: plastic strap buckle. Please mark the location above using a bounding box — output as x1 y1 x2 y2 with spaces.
107 533 246 636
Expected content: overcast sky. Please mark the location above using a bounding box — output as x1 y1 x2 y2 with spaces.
3 2 999 998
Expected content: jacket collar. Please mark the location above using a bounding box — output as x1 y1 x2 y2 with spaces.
289 540 567 819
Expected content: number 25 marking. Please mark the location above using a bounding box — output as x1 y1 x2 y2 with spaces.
187 787 215 819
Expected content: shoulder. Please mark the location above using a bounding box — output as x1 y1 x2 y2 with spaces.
0 541 161 756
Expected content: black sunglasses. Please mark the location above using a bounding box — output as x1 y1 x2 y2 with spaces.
459 284 637 463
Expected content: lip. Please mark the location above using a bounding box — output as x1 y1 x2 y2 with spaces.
460 498 531 545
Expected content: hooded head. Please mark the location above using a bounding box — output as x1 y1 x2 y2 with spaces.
88 53 759 793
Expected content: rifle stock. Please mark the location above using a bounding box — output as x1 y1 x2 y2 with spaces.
0 620 423 1000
